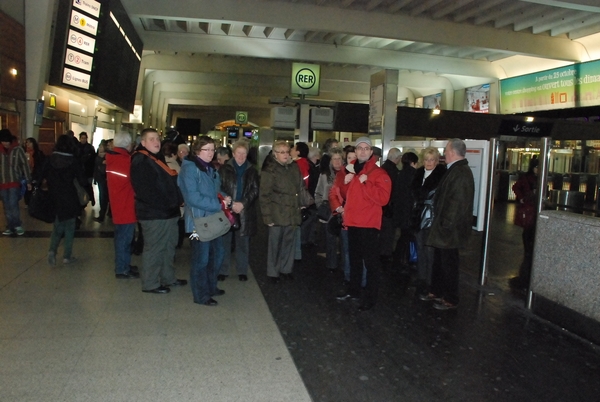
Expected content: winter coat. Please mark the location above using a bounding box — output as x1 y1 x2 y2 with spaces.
512 171 537 228
106 147 136 225
381 159 399 219
314 164 339 207
220 159 260 236
130 145 182 221
43 152 86 222
178 155 224 233
392 164 416 228
426 159 474 249
332 156 392 230
0 141 31 189
410 164 446 232
259 158 303 227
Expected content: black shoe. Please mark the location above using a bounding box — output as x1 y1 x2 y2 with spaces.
358 302 374 311
281 273 294 281
217 274 228 281
166 279 188 287
269 276 280 284
336 292 360 301
142 286 170 294
115 272 139 279
239 275 248 281
203 298 218 306
129 265 139 274
213 289 225 296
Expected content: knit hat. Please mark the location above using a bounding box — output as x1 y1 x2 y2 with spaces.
355 136 371 147
0 129 13 143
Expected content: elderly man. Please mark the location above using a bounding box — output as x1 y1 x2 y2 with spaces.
130 128 187 294
0 129 31 236
335 137 391 311
424 138 474 310
379 147 401 261
106 133 139 279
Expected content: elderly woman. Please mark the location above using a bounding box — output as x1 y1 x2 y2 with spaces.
44 135 87 265
218 140 260 282
314 147 344 272
178 136 231 306
259 140 304 283
412 147 447 300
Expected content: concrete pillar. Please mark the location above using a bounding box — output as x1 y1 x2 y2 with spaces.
370 69 398 161
24 0 54 140
297 103 310 143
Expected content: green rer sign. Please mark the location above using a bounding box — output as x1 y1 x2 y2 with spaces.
235 111 248 125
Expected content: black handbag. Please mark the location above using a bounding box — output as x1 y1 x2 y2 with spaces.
28 187 55 223
327 213 343 236
316 201 332 221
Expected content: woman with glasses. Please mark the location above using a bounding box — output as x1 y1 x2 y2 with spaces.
178 136 231 306
259 141 304 283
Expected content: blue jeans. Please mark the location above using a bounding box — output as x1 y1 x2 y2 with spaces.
191 236 224 304
49 217 75 259
114 223 135 274
0 187 22 230
340 228 366 286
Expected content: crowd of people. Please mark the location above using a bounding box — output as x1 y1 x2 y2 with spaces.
0 126 479 311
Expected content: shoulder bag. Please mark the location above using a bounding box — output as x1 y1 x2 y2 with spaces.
192 210 231 242
28 186 55 223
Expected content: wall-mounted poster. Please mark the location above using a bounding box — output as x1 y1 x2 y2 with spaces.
465 84 490 113
423 93 442 110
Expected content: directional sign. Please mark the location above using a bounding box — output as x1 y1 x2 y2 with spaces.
235 111 248 125
291 63 320 96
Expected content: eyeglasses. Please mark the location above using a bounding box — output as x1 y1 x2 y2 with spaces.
200 148 215 152
356 146 371 152
274 150 289 154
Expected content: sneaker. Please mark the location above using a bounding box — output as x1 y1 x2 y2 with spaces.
418 293 442 302
2 229 13 236
63 257 77 264
433 300 458 311
336 291 360 301
47 252 56 266
15 226 25 236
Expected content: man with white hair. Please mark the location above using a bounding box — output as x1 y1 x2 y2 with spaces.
106 133 139 279
425 138 474 311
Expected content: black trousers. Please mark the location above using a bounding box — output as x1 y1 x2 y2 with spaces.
348 227 381 305
430 247 460 305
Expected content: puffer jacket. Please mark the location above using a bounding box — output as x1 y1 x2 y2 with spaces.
220 159 259 236
259 158 302 227
332 156 391 230
426 159 474 249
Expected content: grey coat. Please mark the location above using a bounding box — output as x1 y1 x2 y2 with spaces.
426 158 474 249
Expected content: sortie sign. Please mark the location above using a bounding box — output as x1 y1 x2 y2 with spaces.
291 63 321 96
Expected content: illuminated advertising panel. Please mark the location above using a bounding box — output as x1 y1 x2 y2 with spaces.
464 84 490 113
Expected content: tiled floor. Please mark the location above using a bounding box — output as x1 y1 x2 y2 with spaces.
0 206 311 402
2 198 600 401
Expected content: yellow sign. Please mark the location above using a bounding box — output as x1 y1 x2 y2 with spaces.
49 94 57 108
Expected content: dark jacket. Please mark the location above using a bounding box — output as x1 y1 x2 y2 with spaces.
426 159 474 249
381 159 399 218
392 164 416 229
220 159 260 236
130 145 182 221
43 152 87 222
259 158 303 227
410 164 447 231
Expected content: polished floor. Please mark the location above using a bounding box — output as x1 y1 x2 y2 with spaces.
1 199 600 401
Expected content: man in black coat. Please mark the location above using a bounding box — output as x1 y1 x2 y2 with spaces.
130 128 187 294
379 148 401 260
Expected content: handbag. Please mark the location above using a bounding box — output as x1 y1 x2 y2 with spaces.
218 194 240 230
28 187 55 223
73 179 89 206
316 201 332 221
192 211 231 242
327 213 343 236
409 241 418 263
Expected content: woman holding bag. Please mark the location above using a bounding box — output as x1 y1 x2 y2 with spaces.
178 136 231 306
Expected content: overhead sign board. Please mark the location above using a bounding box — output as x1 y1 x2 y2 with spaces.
70 9 98 36
500 59 600 114
62 67 91 90
498 119 554 138
64 48 93 72
72 0 101 18
67 29 96 54
235 111 248 125
291 63 320 96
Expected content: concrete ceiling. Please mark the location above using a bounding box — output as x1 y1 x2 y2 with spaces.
120 0 600 129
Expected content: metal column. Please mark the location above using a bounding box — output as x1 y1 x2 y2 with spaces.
479 138 498 286
526 136 551 309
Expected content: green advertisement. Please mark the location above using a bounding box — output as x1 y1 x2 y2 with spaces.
500 59 600 114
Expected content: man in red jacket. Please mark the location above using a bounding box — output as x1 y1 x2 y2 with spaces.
334 137 391 311
106 133 139 279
